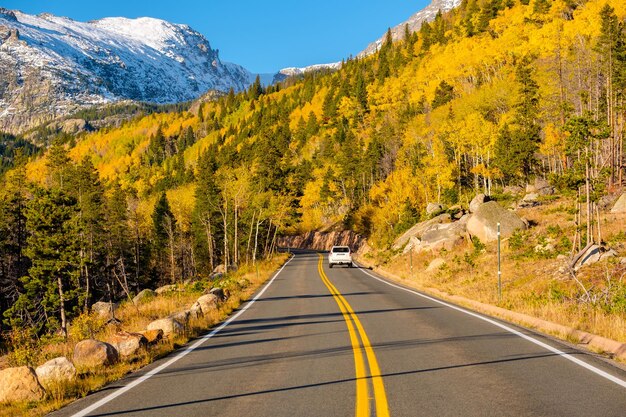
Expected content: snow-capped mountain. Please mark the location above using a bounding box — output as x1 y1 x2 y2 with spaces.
0 8 253 133
273 62 342 83
359 0 462 57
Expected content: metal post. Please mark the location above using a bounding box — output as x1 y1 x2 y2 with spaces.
497 222 502 303
410 250 413 276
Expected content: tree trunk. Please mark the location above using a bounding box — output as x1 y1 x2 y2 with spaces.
57 274 67 339
234 204 238 266
585 151 592 246
203 217 214 272
246 211 256 264
254 219 262 264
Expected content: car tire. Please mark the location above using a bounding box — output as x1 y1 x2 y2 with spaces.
329 263 333 268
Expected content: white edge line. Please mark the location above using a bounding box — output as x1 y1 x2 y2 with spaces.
354 262 626 389
71 255 295 417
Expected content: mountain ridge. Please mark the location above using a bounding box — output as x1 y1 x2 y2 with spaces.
0 8 253 134
359 0 462 57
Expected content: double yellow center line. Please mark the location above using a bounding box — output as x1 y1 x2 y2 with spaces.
317 254 390 417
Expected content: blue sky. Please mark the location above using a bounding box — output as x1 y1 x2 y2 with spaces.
4 0 428 73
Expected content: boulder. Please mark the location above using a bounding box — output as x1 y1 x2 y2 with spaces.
196 294 219 314
73 339 119 369
155 284 179 295
537 186 555 195
140 329 163 344
133 289 155 305
426 258 446 272
393 213 452 250
213 264 226 274
518 193 539 208
108 332 147 357
91 301 116 318
527 178 554 195
210 272 224 280
0 366 45 403
35 357 76 389
610 193 626 214
574 245 602 271
466 201 528 243
426 203 445 215
503 185 524 195
146 318 183 338
469 194 488 213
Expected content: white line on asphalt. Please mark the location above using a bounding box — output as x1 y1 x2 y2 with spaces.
70 256 295 417
355 263 626 389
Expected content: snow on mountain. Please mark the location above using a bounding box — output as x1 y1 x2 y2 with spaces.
359 0 462 57
0 8 253 133
273 62 342 84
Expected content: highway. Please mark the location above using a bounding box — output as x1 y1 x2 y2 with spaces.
52 251 626 416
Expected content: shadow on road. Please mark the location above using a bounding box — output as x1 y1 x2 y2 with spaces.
88 351 563 417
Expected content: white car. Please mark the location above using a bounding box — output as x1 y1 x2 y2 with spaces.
329 246 353 268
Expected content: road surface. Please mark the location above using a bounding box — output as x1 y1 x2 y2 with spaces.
52 251 626 416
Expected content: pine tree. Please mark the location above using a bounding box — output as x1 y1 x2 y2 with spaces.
494 58 541 180
5 187 80 338
192 150 222 272
432 81 455 109
152 192 177 282
69 157 105 310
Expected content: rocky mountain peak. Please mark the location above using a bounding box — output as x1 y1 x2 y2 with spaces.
0 9 254 134
0 8 17 22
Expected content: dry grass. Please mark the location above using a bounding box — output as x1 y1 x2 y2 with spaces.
0 253 290 416
361 196 626 347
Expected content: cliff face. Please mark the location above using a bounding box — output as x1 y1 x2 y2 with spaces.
277 231 365 252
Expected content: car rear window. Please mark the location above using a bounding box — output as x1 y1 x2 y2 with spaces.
332 247 350 253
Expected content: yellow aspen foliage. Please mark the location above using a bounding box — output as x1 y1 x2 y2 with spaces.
166 184 197 233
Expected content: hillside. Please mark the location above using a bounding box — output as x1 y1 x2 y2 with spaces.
359 0 462 56
2 0 626 362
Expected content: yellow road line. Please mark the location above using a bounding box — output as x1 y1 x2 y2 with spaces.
318 254 390 417
318 256 369 417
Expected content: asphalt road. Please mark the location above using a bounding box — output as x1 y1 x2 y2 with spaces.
52 251 626 417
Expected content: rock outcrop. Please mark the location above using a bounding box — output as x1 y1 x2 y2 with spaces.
610 193 626 214
0 366 45 403
277 230 365 251
35 357 76 390
466 201 527 242
412 220 467 253
393 213 452 250
73 339 119 369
